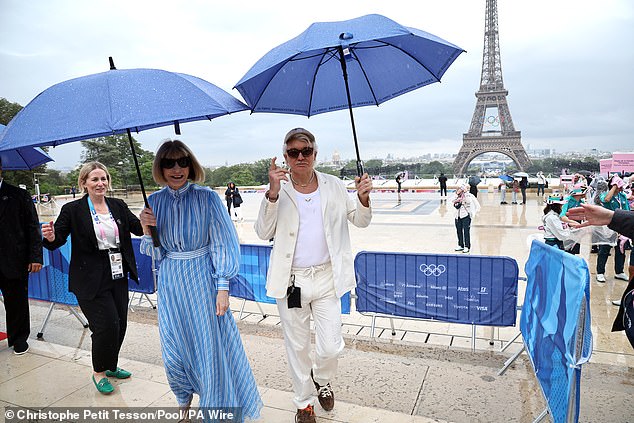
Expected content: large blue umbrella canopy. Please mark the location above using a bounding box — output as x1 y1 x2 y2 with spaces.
0 61 248 150
0 124 53 170
235 14 465 174
0 58 248 245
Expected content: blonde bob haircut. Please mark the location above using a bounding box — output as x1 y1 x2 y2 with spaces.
152 139 205 186
78 161 111 193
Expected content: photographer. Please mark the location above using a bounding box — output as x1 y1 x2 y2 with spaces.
452 183 480 253
594 175 630 283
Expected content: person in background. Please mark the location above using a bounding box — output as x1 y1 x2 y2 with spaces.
42 162 142 394
225 182 243 222
498 180 508 205
566 203 634 349
559 184 587 255
511 179 519 204
468 174 480 198
452 183 480 254
519 176 528 205
139 140 261 420
395 172 403 194
438 173 448 200
255 128 372 423
594 175 630 283
0 158 43 355
541 195 571 250
536 171 546 198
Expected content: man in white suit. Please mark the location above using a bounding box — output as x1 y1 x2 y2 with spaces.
255 128 372 423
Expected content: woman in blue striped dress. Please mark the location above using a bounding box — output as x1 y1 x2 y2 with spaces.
139 140 261 421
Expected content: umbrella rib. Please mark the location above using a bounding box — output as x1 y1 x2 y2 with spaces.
249 53 303 112
348 46 380 106
307 48 338 118
373 39 442 82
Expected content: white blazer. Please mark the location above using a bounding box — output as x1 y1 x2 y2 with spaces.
255 171 372 299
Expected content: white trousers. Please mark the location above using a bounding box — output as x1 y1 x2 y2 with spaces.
276 262 344 409
231 206 242 221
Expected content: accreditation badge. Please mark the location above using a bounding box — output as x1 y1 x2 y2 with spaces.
108 251 124 279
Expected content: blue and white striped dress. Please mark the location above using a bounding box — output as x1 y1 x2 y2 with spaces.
140 182 262 421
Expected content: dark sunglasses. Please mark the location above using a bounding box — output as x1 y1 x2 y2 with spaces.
286 147 314 158
160 156 191 169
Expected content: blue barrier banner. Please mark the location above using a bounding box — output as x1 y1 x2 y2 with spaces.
230 244 351 314
521 241 592 423
354 251 518 326
128 237 155 294
28 239 78 306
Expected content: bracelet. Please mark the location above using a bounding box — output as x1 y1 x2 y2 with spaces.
265 190 278 202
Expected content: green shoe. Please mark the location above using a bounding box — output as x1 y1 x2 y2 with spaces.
105 367 132 379
92 375 114 394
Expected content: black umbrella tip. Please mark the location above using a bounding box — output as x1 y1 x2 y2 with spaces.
339 32 353 40
109 57 116 70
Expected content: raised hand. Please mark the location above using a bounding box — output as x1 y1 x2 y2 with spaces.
267 157 289 199
355 173 373 207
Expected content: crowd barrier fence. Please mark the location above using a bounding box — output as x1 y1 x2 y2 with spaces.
354 251 520 350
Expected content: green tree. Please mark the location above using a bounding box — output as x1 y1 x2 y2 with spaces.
422 161 448 176
252 158 273 185
314 166 339 177
231 167 256 186
0 97 22 126
80 135 155 187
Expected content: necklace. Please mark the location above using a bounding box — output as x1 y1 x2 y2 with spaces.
290 171 315 187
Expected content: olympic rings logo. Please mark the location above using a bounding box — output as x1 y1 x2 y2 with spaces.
418 264 446 277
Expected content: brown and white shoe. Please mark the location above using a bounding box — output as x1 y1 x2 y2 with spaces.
295 404 316 423
311 370 335 411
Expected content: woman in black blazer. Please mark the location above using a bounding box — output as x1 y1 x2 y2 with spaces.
42 162 143 394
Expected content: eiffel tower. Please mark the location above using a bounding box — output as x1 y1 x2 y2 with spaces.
452 0 530 174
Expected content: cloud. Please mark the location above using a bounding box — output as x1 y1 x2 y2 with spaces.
1 0 632 171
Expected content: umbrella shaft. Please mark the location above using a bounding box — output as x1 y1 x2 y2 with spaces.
127 129 160 247
338 46 363 176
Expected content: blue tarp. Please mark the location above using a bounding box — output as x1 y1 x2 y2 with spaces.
522 241 592 423
230 244 351 314
127 237 155 294
28 240 351 314
28 239 77 306
354 251 518 326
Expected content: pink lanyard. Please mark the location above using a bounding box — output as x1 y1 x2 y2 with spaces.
87 197 120 247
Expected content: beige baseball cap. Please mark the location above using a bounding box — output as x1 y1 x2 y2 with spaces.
284 127 315 144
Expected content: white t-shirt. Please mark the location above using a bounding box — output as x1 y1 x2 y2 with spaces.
93 212 119 250
292 188 330 268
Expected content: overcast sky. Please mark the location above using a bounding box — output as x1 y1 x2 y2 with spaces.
1 0 632 170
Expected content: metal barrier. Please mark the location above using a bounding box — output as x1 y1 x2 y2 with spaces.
229 244 352 318
127 238 157 310
354 251 520 350
28 240 88 338
512 241 592 423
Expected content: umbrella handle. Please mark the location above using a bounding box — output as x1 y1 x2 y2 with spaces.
127 129 161 247
149 226 160 247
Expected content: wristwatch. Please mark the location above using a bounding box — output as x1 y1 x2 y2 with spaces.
265 190 278 202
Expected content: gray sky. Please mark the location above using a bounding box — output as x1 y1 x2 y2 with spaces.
1 0 632 170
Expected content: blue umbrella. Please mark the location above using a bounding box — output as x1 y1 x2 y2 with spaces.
235 14 465 175
0 57 248 245
499 175 514 182
0 124 53 170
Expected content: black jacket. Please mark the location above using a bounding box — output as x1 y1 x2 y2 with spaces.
42 195 143 300
609 209 634 332
0 181 43 279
